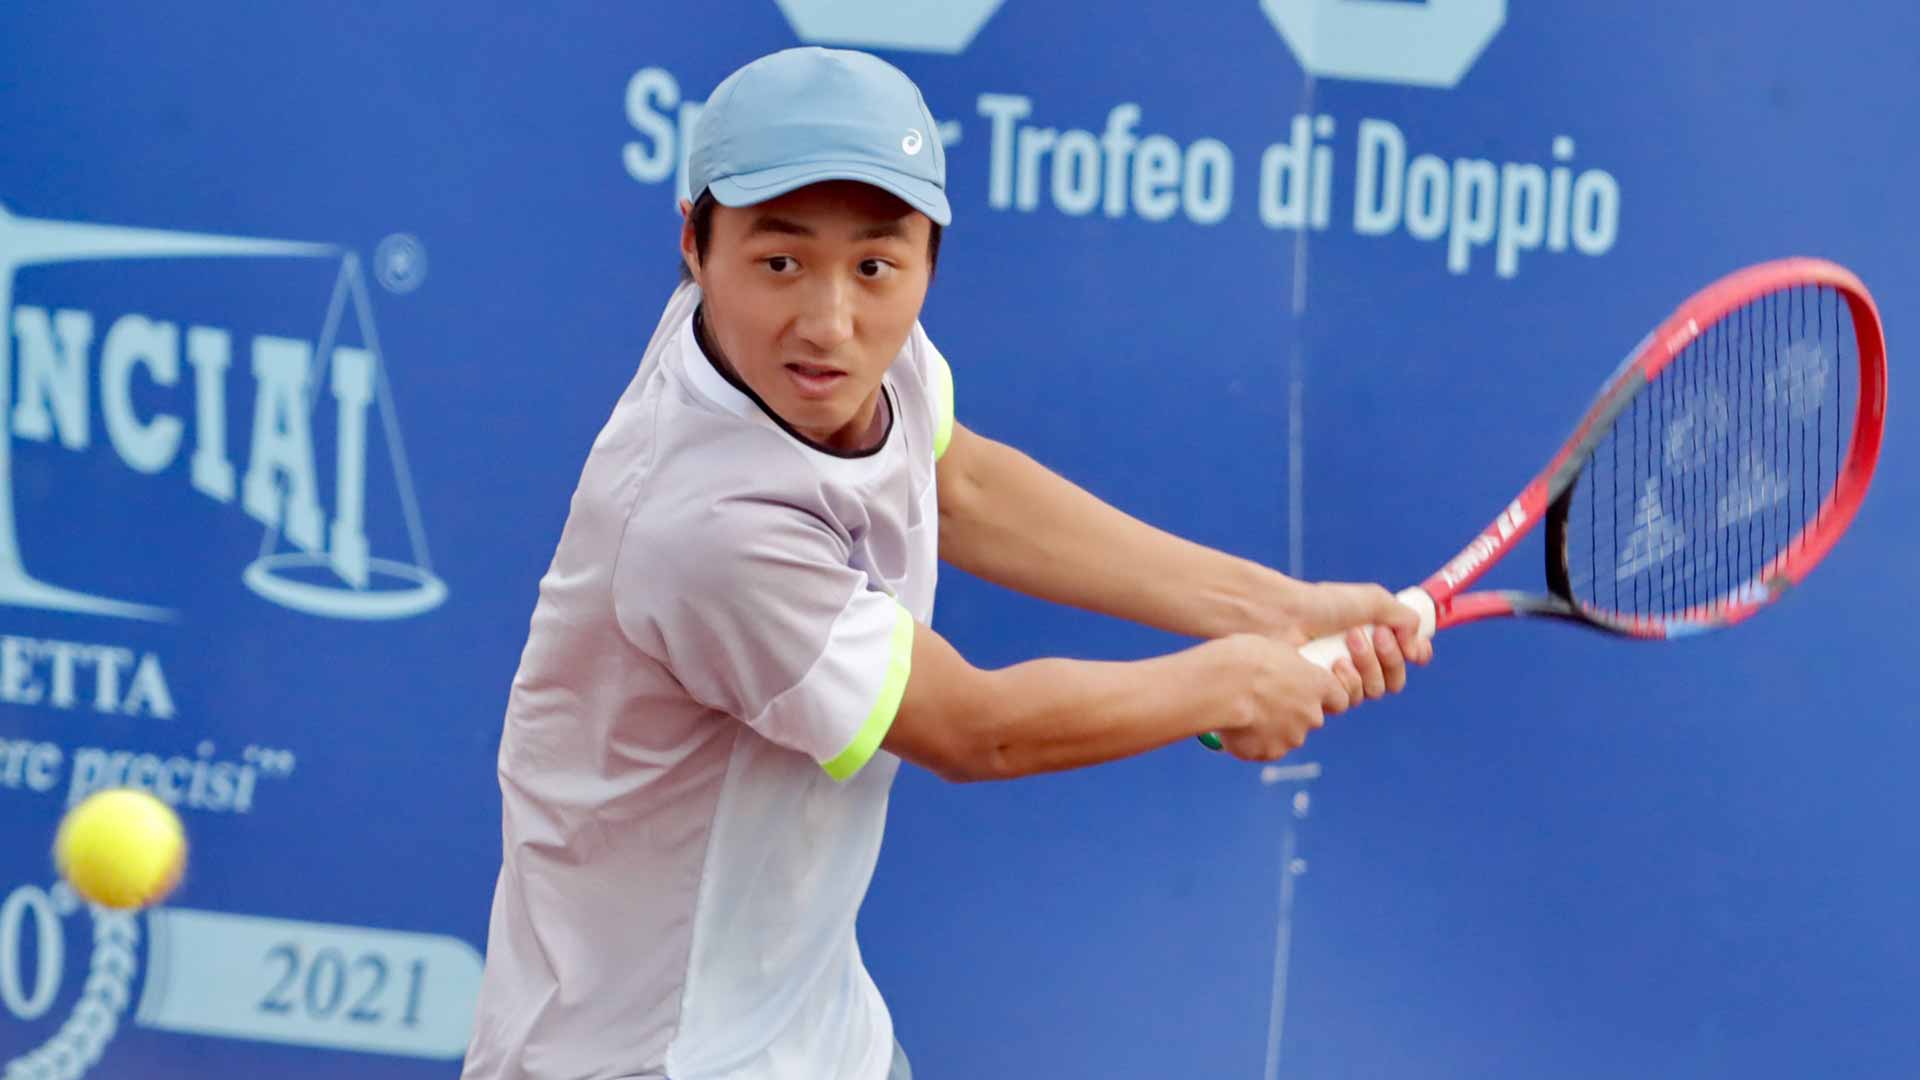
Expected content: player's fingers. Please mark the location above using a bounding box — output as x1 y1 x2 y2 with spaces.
1319 668 1352 716
1230 731 1295 763
1363 585 1423 635
1382 620 1430 666
1414 635 1435 665
1330 655 1363 708
1348 628 1387 700
1374 625 1407 694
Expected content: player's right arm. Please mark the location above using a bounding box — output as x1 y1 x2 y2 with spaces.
882 620 1352 782
614 480 1346 786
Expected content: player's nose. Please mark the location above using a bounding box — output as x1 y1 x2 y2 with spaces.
793 275 855 353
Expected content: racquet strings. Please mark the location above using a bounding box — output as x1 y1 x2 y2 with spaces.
1563 285 1860 622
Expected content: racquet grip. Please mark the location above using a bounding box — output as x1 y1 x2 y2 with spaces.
1297 587 1437 671
1198 587 1437 751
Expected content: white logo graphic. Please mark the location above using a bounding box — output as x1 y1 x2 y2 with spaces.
901 129 925 155
1261 0 1506 88
2 880 483 1075
0 202 447 622
2 883 139 1079
1618 476 1688 581
1767 340 1832 422
372 232 428 295
773 0 1007 55
1437 499 1525 589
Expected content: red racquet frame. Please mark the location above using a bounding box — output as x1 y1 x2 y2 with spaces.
1419 257 1887 638
1199 258 1886 751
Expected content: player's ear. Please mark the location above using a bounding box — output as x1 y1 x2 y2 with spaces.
677 198 693 219
679 210 701 286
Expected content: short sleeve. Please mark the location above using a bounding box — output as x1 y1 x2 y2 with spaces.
924 337 956 461
613 494 914 781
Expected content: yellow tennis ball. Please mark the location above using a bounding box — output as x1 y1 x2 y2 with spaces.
53 788 187 910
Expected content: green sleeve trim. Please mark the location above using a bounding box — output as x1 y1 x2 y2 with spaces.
930 350 955 461
822 604 915 782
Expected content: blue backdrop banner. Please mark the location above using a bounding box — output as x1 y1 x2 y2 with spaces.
3 4 1916 1077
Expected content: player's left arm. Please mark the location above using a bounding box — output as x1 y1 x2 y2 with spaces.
935 421 1431 694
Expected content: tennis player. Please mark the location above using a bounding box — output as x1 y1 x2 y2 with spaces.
462 46 1432 1080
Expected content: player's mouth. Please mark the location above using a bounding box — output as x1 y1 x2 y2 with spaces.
783 361 848 399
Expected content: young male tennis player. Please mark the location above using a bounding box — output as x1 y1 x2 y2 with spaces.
462 46 1432 1080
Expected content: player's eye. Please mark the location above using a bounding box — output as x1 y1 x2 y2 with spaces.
764 255 798 274
857 258 894 280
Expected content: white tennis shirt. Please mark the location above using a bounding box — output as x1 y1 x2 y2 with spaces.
462 283 953 1080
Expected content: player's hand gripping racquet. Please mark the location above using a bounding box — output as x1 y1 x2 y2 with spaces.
1201 257 1887 751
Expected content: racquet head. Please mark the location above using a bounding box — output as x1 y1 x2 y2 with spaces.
1431 257 1887 638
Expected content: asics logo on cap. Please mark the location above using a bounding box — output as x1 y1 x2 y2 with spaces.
901 129 924 156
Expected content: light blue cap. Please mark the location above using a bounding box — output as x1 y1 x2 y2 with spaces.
689 47 951 226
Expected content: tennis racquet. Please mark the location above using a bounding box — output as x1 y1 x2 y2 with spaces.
1201 257 1887 751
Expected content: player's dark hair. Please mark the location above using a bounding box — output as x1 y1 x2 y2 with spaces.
678 191 718 283
678 189 943 283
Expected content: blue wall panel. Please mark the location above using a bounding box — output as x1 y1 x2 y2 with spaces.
2 4 1914 1077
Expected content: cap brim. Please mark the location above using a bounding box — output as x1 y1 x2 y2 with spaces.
708 160 952 227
